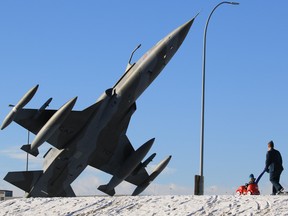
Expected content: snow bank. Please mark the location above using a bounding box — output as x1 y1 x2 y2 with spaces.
1 195 288 215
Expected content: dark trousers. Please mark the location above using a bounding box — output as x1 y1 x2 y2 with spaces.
270 170 283 194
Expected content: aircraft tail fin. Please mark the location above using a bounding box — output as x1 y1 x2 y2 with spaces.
4 170 43 193
59 185 76 197
98 184 115 196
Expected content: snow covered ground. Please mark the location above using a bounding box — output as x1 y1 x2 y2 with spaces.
1 195 288 215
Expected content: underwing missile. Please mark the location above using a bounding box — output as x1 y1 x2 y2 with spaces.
39 97 53 111
132 153 156 175
1 85 39 130
132 155 172 196
141 153 157 168
33 97 53 119
31 97 77 150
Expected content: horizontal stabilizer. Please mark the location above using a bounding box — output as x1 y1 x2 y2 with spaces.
21 144 39 157
98 184 115 196
4 170 43 193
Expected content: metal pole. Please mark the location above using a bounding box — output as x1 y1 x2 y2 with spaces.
196 1 239 195
26 130 30 171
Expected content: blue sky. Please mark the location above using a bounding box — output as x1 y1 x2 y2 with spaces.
0 0 288 196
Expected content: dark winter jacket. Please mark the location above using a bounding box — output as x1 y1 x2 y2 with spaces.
265 148 284 174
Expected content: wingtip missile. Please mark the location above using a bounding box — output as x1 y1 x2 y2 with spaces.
1 85 39 130
132 155 172 196
0 108 17 130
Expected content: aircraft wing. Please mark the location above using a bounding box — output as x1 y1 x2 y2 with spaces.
121 136 151 185
89 135 150 186
14 101 103 150
88 102 150 186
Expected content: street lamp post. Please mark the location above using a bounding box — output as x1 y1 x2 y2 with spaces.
26 130 30 171
195 1 239 195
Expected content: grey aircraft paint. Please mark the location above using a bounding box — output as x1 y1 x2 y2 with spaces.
2 17 196 197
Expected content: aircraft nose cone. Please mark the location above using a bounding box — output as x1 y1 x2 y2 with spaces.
181 19 194 35
175 17 196 45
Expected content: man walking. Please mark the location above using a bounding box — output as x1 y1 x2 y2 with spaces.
265 140 284 195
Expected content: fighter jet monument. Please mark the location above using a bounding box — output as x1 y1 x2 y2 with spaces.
1 17 196 197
